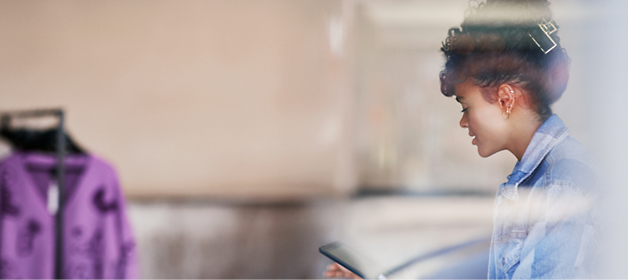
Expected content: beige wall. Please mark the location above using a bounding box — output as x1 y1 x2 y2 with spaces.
0 0 357 199
0 0 599 199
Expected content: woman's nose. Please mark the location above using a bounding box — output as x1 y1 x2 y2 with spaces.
459 114 468 128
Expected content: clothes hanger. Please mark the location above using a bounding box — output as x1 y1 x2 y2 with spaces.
0 114 86 154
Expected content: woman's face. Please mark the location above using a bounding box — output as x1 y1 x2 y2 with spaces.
455 79 509 158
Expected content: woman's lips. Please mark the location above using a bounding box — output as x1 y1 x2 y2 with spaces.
472 137 477 145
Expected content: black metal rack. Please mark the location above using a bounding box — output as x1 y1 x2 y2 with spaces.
0 108 65 279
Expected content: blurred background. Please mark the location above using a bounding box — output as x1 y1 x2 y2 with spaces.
0 0 626 278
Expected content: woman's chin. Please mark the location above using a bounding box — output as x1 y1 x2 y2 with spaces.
477 146 496 158
478 151 491 158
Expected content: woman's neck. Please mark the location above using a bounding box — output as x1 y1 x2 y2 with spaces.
509 113 543 162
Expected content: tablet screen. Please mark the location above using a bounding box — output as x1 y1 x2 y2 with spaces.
320 242 388 279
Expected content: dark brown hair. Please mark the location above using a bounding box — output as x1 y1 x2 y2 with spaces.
440 0 570 121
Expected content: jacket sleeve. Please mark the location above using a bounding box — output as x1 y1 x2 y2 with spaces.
110 165 141 279
513 184 597 279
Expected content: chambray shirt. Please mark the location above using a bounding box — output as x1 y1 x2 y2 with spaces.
488 114 601 279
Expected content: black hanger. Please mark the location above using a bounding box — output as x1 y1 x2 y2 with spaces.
0 115 86 154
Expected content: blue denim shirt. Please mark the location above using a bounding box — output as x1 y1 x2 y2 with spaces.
488 114 601 279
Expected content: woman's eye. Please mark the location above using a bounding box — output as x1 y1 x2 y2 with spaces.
461 108 468 113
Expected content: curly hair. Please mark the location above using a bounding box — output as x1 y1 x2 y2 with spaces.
439 0 570 121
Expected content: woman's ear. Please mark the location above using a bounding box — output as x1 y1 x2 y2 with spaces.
497 84 516 110
497 84 516 119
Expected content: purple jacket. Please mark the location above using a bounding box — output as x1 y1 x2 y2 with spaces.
0 152 139 279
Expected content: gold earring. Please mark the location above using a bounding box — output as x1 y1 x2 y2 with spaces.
503 105 512 120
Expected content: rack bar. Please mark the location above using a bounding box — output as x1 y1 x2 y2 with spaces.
54 110 64 279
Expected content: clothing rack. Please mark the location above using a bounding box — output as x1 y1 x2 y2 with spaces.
0 108 65 279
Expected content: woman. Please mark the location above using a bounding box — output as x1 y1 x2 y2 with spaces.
326 0 600 278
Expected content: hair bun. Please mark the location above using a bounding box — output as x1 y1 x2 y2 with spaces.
440 0 570 120
451 33 475 55
475 33 505 53
544 54 570 104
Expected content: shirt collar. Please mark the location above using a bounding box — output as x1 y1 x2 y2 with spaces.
499 114 570 201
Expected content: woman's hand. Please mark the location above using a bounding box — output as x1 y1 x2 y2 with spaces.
324 263 362 279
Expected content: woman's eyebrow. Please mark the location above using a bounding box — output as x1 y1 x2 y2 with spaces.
455 96 464 103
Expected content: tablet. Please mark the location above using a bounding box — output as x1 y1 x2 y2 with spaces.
319 242 388 280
